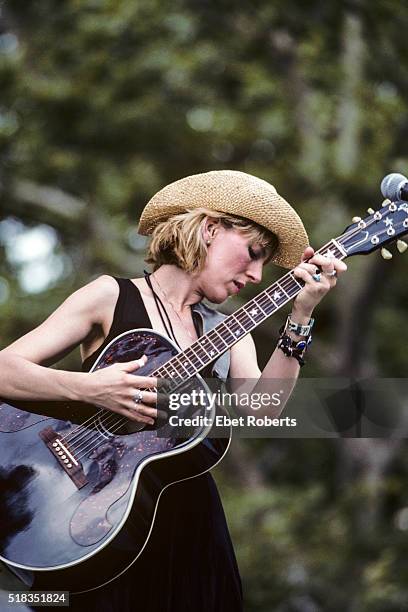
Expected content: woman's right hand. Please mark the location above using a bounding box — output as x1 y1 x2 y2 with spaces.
83 355 157 425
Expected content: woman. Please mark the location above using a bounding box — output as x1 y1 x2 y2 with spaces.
0 170 346 610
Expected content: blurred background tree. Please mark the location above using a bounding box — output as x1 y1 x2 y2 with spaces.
0 0 408 609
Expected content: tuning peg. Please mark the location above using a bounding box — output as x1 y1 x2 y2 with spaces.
367 208 375 214
382 198 391 207
352 216 361 223
381 247 393 260
397 240 408 253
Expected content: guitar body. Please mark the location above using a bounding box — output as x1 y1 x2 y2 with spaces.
0 329 230 593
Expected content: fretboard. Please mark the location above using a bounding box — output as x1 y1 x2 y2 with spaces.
153 239 346 390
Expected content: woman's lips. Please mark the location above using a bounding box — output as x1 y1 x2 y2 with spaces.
232 280 244 292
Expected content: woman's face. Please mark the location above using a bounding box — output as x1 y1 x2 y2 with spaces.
197 226 268 303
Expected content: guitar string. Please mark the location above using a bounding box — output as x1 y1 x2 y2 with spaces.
62 384 158 448
60 210 400 458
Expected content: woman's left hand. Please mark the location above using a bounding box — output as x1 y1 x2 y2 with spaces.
292 246 347 318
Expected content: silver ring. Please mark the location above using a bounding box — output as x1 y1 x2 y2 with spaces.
323 270 337 277
133 390 143 405
312 272 321 282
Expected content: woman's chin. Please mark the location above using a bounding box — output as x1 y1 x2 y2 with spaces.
205 288 230 304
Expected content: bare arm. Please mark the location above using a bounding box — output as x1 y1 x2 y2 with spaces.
0 275 157 425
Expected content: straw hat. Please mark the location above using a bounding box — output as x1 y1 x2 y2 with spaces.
138 170 309 269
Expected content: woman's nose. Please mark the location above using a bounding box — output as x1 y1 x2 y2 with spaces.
246 261 263 284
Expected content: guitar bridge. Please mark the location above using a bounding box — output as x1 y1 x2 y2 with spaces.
39 426 88 489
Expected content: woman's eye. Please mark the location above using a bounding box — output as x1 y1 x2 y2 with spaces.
248 247 257 260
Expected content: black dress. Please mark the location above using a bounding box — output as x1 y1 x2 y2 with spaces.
69 277 243 611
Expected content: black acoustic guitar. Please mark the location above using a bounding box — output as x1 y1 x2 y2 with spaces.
0 193 407 593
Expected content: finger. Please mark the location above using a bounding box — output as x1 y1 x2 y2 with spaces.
304 256 335 280
127 411 155 425
293 267 317 285
128 403 158 419
115 406 154 426
131 390 157 405
295 262 321 277
308 255 348 274
301 246 315 263
293 266 330 288
126 374 158 388
121 355 148 372
307 254 335 271
333 259 347 272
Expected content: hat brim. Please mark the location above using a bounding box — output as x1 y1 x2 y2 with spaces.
138 170 309 269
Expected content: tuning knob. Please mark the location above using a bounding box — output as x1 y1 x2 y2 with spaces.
367 208 375 214
382 198 391 207
397 240 408 253
381 248 393 260
352 216 361 223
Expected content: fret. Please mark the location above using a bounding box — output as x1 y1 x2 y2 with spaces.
184 346 205 366
232 313 246 332
266 285 287 307
258 291 276 313
280 275 300 298
233 308 254 328
239 307 255 325
156 364 185 389
206 330 226 353
211 328 229 348
180 352 198 374
318 240 345 260
288 272 304 291
331 239 347 258
219 322 237 344
163 362 185 382
226 317 247 339
243 303 264 324
275 279 291 299
154 365 168 381
250 298 267 316
192 342 208 364
199 335 219 358
194 337 218 362
196 343 211 363
157 362 173 379
173 356 193 377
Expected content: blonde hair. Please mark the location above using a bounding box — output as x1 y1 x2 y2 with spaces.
145 207 278 272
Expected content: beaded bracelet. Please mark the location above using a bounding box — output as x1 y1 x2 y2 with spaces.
277 326 313 367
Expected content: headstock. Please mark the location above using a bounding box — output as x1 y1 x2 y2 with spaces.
338 198 408 259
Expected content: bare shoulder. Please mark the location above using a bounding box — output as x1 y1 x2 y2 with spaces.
65 275 119 324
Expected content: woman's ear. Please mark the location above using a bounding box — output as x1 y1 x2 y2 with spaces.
203 217 220 244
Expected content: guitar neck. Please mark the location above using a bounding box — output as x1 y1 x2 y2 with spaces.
153 239 347 388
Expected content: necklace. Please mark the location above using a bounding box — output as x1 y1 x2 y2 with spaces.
151 274 196 342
